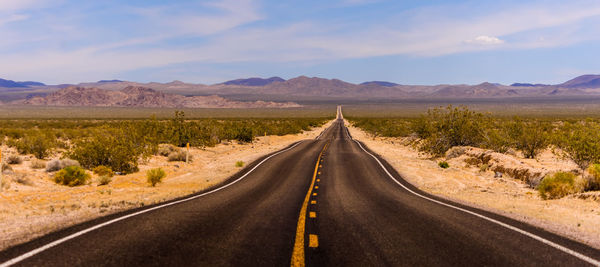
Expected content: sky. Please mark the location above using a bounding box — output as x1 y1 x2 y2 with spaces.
1 0 600 85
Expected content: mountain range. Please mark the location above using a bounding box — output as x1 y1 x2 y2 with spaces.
2 74 600 107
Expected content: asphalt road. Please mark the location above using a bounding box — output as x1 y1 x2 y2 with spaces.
1 107 599 266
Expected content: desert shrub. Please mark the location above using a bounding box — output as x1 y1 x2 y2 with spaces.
97 175 112 186
46 159 80 172
234 126 253 143
68 129 146 174
147 168 166 186
93 166 114 177
167 150 191 162
538 172 577 200
482 126 512 153
235 161 245 167
54 166 90 187
438 161 449 169
554 121 600 170
415 106 488 156
587 164 600 191
158 144 177 157
12 132 54 159
30 159 46 169
507 118 548 159
45 159 62 172
7 154 22 164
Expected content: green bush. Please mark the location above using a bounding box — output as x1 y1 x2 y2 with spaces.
538 172 577 200
235 161 245 167
147 168 166 187
54 166 90 187
93 166 114 177
438 161 449 169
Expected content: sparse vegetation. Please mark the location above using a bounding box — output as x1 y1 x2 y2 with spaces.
537 172 578 200
147 168 166 187
0 112 328 175
54 166 90 187
235 161 245 167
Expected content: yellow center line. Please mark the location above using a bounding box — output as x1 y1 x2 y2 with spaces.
309 212 316 218
291 141 329 267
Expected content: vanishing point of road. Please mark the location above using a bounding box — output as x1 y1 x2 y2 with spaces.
1 106 599 266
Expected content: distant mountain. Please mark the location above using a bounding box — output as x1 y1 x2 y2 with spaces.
223 77 285 86
18 81 46 87
21 86 300 108
0 78 45 88
510 83 548 87
360 81 398 87
558 75 600 88
0 78 25 88
6 74 600 102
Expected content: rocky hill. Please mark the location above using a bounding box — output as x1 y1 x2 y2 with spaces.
21 86 301 108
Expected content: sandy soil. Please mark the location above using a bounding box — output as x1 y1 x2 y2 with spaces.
0 119 334 251
346 121 600 249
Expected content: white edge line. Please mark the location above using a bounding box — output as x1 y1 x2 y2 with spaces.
352 139 600 266
0 141 305 267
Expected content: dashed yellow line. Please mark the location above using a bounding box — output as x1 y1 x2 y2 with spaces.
311 200 317 204
291 141 329 267
317 179 320 182
309 235 319 248
315 186 319 189
309 212 316 218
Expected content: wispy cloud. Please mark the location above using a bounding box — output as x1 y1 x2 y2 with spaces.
1 0 600 83
465 35 504 45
